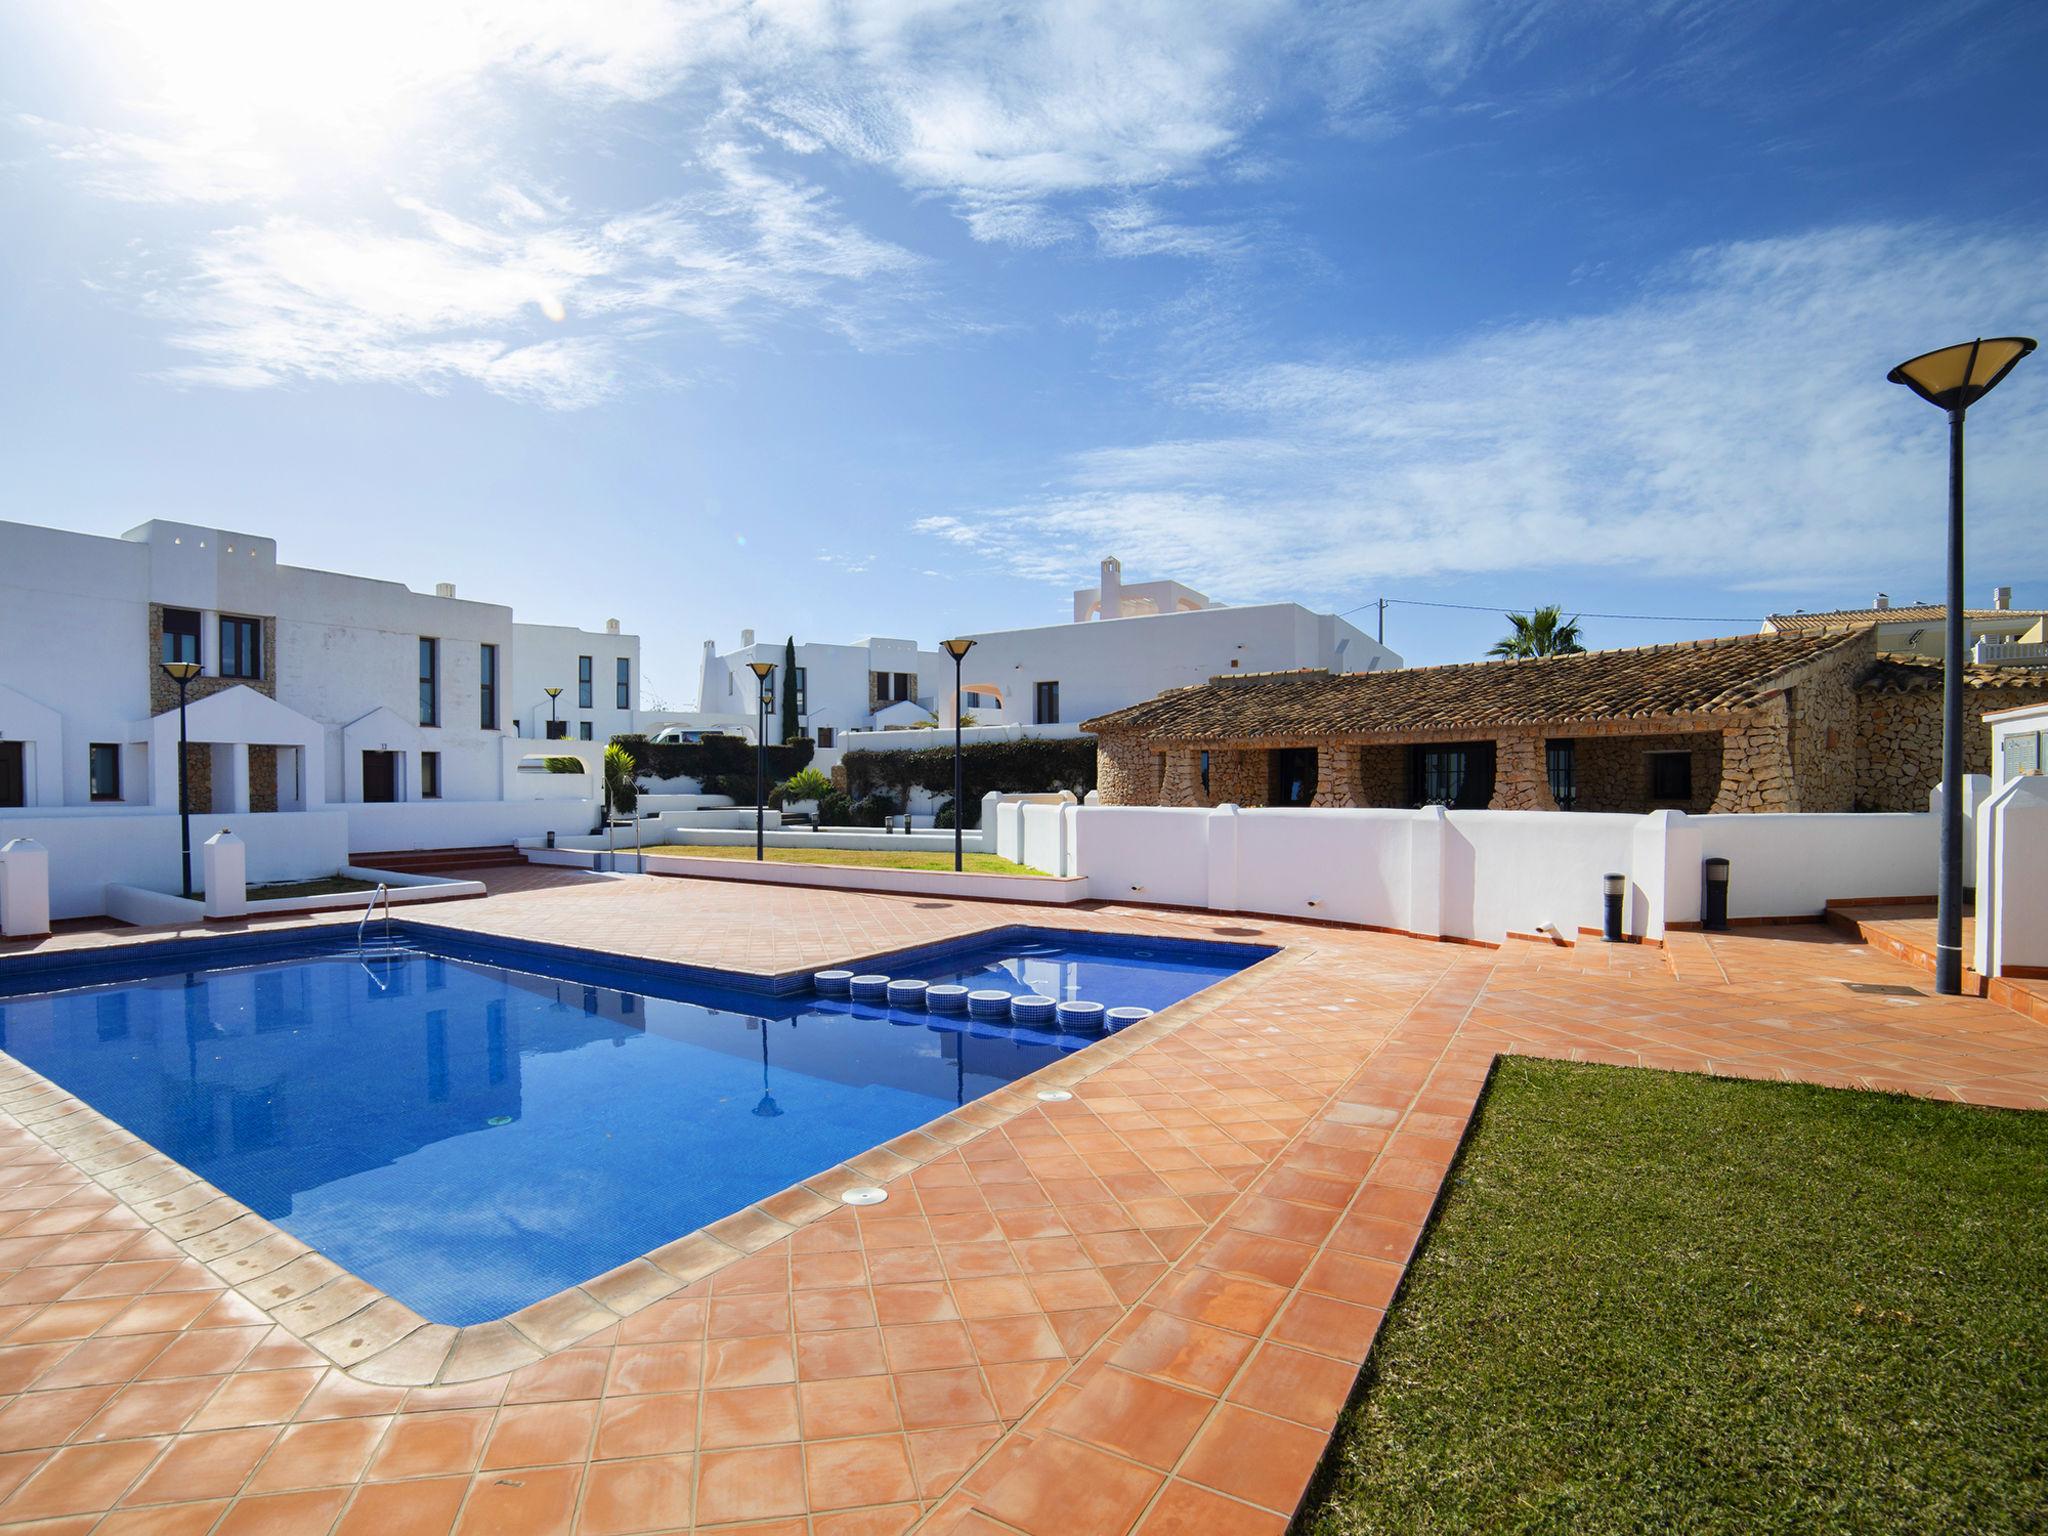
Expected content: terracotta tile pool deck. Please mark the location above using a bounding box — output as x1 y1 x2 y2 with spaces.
0 866 2042 1535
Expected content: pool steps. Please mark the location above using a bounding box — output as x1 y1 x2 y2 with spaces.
810 968 1151 1034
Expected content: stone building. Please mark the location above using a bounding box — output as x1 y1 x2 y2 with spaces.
1083 629 2048 814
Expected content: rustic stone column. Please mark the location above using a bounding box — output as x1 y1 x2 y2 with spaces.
1159 748 1206 808
1489 731 1559 811
1095 735 1161 807
1210 749 1267 808
1709 700 1799 812
1311 743 1362 807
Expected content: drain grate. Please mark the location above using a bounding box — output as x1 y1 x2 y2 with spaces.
1845 981 1923 997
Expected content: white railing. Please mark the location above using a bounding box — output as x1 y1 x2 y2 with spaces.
1972 639 2048 666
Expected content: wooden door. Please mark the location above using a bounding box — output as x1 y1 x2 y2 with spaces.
362 750 397 803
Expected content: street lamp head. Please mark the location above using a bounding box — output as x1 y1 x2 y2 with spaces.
160 661 201 683
941 637 976 661
746 661 777 681
544 687 562 699
1888 336 2035 412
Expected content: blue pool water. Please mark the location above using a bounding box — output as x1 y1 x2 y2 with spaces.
0 927 1264 1325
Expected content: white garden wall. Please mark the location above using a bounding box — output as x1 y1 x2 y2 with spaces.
0 810 348 919
1019 804 1942 946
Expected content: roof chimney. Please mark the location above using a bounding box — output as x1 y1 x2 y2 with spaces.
1874 592 1889 610
740 628 754 648
1994 586 2012 612
606 618 620 635
435 582 455 599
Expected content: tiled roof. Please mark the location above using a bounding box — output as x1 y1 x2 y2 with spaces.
1083 630 1865 742
1765 605 2040 631
1856 655 2048 693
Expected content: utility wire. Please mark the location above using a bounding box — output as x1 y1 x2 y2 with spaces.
1338 596 1764 624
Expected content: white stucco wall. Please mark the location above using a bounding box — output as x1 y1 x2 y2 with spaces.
511 620 642 743
1025 804 1939 945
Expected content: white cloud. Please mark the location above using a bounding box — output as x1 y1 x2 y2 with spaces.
921 225 2048 596
149 146 924 406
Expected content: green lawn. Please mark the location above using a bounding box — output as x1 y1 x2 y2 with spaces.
647 845 1039 876
1299 1058 2047 1535
247 876 382 899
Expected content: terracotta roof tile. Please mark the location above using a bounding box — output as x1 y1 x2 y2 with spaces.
1765 605 2042 631
1083 631 1866 743
1855 655 2048 694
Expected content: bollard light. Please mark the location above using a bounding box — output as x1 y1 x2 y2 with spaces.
1702 857 1730 932
1602 872 1626 943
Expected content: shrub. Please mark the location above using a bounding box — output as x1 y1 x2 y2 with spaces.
613 736 814 788
543 755 585 774
841 738 1095 827
777 767 834 804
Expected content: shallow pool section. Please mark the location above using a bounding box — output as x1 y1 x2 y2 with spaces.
0 927 1263 1326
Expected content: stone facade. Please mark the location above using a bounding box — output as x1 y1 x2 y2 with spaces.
1357 745 1406 807
1310 744 1364 807
1708 696 1797 812
1574 730 1724 815
1096 735 1161 807
1855 682 2048 812
1158 748 1206 808
1488 731 1559 811
249 745 279 816
1209 749 1268 808
148 603 278 717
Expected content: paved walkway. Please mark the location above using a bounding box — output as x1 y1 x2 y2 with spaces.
0 870 2041 1535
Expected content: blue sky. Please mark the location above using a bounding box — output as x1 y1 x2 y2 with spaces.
3 0 2044 700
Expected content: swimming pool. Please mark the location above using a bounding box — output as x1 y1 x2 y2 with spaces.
0 925 1267 1325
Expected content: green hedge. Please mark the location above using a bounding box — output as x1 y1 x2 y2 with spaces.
842 737 1096 826
613 736 815 796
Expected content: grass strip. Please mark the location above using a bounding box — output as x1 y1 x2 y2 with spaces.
648 845 1038 875
1299 1058 2047 1535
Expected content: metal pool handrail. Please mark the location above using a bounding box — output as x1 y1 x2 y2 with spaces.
356 883 391 955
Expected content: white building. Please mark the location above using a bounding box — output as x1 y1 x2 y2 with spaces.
0 516 635 826
675 559 1401 771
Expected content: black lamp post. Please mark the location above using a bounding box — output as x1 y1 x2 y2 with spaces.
544 687 563 740
941 638 976 871
753 1022 784 1119
161 661 201 897
747 661 777 861
1887 335 2036 995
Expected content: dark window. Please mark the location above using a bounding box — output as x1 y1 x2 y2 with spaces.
791 666 806 714
578 655 593 709
220 616 261 679
418 638 439 726
1410 742 1496 809
89 744 121 801
0 741 22 809
362 750 398 803
616 657 631 710
579 721 593 741
1034 681 1059 724
480 644 499 729
1269 748 1317 806
1200 751 1210 796
545 719 568 740
816 726 834 748
421 751 441 799
161 608 201 666
1546 740 1577 811
1649 752 1693 801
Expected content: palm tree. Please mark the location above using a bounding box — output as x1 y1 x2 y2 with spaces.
1489 605 1586 659
602 743 639 814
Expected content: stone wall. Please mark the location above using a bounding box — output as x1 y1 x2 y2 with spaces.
1311 744 1363 807
1357 745 1406 807
1575 730 1725 815
1710 699 1797 812
1786 669 1860 815
1209 749 1267 808
1096 736 1161 807
1855 682 2048 812
249 745 279 815
148 604 278 717
1158 748 1207 808
1488 731 1558 811
178 743 215 816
